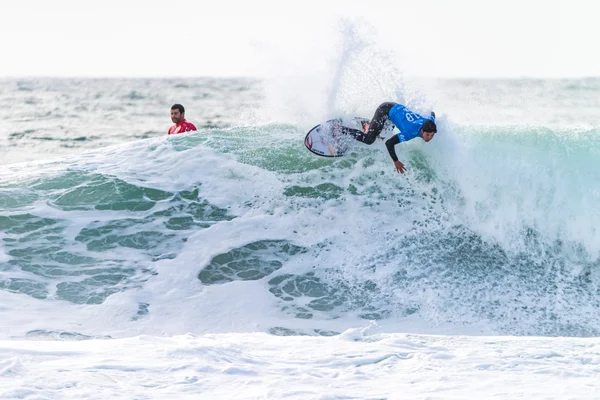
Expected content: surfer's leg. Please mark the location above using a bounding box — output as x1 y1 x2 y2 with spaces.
339 102 397 145
362 102 396 144
338 125 366 140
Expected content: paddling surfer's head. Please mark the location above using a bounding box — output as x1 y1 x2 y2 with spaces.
170 104 185 124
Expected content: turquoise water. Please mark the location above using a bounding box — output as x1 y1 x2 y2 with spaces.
1 77 599 339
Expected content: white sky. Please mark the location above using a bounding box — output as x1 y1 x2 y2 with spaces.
0 0 598 78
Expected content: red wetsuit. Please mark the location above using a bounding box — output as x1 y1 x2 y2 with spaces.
168 119 197 135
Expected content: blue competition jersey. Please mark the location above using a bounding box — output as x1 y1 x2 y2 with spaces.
388 104 435 142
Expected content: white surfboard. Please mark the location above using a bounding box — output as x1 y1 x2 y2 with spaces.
304 117 370 157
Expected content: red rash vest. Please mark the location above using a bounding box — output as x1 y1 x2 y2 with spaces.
168 119 197 135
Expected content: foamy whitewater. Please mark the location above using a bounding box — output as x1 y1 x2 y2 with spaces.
2 29 600 398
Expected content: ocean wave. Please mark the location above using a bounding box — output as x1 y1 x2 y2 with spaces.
0 122 598 339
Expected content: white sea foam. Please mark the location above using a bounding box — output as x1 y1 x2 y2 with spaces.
1 332 599 399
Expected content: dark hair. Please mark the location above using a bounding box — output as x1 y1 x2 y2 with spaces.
171 104 185 113
422 120 437 133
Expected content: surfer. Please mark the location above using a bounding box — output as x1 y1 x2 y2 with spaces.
168 104 197 135
343 102 437 174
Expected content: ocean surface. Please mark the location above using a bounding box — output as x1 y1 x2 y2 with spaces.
1 75 600 399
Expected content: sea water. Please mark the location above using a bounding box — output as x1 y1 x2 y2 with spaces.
1 71 600 398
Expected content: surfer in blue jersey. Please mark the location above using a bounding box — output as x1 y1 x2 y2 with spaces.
343 102 437 174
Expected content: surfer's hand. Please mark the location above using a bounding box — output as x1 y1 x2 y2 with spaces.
394 161 406 174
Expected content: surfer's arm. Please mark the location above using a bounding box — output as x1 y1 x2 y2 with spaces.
386 135 406 173
385 135 400 162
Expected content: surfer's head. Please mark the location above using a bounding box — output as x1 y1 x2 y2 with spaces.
421 120 437 142
170 104 185 124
